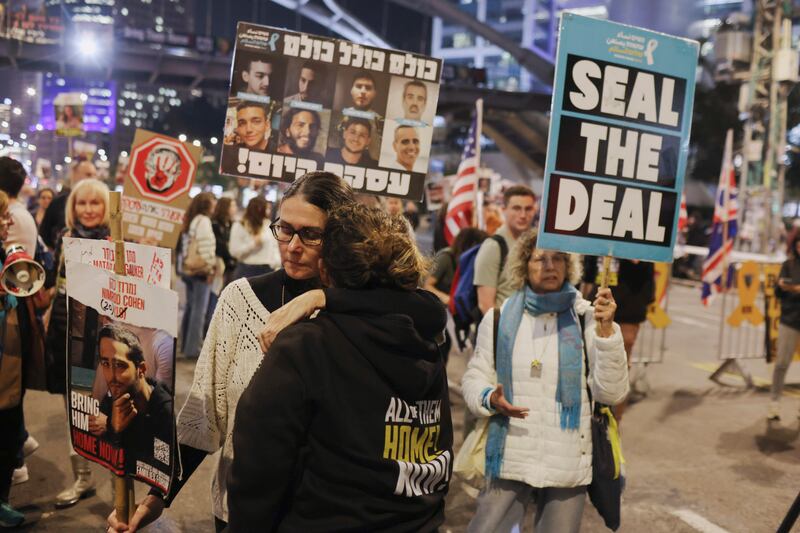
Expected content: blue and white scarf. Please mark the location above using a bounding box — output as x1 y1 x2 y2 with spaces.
485 282 583 480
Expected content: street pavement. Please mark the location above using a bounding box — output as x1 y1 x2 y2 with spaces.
8 282 800 532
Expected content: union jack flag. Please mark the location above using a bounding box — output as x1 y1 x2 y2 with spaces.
701 129 738 305
444 99 483 245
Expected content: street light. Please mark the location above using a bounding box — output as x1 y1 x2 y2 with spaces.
74 32 99 60
178 134 187 142
64 156 72 163
12 108 21 116
210 137 218 145
26 87 36 97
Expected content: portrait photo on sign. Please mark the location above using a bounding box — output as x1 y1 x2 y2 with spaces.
275 104 330 167
378 119 433 174
222 98 282 152
332 66 390 121
282 59 335 109
325 112 380 167
233 50 287 104
384 77 439 128
67 297 176 492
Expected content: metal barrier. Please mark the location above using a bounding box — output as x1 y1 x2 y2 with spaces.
630 262 670 365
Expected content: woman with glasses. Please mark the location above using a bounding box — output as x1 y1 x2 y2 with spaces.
227 203 451 531
106 172 355 533
461 229 629 533
229 196 280 280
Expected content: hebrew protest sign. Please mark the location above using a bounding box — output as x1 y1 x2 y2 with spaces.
538 13 698 262
219 22 442 201
122 129 202 248
63 237 171 288
65 259 178 493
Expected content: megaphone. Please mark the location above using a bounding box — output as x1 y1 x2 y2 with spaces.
1 244 45 297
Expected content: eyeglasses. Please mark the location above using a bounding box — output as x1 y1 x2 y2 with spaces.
531 253 568 267
269 220 323 246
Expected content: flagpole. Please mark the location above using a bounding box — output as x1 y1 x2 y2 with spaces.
717 129 732 361
471 99 483 228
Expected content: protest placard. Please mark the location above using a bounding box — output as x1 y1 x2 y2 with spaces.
65 260 178 493
219 22 442 201
537 14 698 262
63 237 171 288
54 92 85 137
122 129 202 248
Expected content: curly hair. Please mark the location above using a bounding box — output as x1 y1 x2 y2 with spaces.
322 204 429 291
507 228 582 290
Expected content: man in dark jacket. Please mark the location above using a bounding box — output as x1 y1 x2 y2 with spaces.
227 205 452 532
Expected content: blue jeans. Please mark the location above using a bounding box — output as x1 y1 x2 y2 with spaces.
180 275 212 358
467 478 587 533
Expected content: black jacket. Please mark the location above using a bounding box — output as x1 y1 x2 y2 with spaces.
777 258 800 328
227 288 451 532
100 378 175 491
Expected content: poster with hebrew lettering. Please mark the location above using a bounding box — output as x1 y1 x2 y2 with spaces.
123 129 201 248
538 13 699 262
65 259 179 493
63 237 171 288
220 22 442 201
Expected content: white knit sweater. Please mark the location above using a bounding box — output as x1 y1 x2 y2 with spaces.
461 298 629 488
176 278 269 521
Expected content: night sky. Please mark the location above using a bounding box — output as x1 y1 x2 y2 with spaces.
205 0 431 54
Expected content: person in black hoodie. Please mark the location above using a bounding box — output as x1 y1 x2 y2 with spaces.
227 204 452 532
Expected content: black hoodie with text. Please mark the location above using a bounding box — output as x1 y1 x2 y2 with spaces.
227 288 452 533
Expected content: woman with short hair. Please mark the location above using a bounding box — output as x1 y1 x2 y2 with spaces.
462 229 629 533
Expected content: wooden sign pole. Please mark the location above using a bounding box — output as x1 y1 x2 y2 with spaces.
109 192 135 524
597 254 612 334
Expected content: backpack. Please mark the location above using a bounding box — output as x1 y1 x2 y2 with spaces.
448 234 508 349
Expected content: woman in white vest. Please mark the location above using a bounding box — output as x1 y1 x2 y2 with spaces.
461 229 629 533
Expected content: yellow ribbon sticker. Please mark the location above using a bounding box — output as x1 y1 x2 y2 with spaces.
646 262 671 329
726 261 764 327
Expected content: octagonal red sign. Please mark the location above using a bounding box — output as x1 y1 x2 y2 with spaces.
128 135 197 203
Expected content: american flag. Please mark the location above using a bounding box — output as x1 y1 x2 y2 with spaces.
677 191 688 232
444 99 483 245
701 129 738 305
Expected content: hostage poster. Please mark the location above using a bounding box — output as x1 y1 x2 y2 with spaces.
537 14 698 263
219 22 442 201
63 237 171 288
65 261 179 493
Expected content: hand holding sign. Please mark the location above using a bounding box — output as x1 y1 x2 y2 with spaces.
593 287 617 338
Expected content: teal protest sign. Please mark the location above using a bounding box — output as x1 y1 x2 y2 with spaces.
538 13 699 262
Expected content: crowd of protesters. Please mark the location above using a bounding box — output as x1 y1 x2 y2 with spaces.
4 151 792 532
